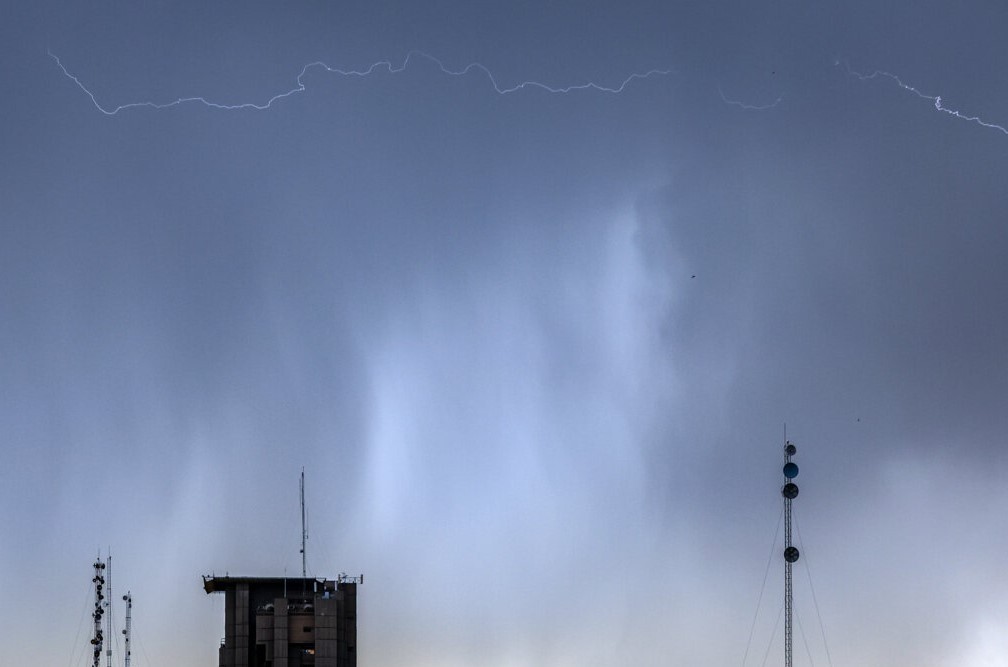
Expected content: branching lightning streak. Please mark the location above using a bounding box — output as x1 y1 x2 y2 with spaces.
840 61 1008 136
718 86 782 111
48 48 671 115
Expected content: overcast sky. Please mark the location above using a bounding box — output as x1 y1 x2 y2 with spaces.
3 2 1008 666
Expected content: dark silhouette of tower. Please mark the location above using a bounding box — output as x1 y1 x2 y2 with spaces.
782 440 800 667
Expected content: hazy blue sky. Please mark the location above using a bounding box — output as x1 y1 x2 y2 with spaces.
3 2 1008 665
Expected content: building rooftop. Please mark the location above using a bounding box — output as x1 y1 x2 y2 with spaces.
202 575 337 595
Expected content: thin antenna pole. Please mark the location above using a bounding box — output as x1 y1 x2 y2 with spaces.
784 455 793 667
106 552 113 667
300 468 308 580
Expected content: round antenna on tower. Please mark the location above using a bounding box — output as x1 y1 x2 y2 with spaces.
782 483 799 499
785 442 797 456
783 462 799 478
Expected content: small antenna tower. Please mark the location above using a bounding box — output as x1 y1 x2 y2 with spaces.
122 592 132 667
106 552 114 667
300 468 308 580
90 557 106 667
781 435 801 667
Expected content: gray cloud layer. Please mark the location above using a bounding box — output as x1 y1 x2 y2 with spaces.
3 1 1008 665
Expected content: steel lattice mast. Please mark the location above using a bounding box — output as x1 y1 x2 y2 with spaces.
90 558 106 667
106 553 114 667
781 441 800 667
122 592 132 667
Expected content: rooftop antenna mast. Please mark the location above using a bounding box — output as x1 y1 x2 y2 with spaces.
122 592 132 667
781 431 801 667
90 556 106 667
105 551 114 667
300 468 308 580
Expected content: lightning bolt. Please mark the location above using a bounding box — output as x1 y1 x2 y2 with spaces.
718 86 782 111
48 48 672 116
840 61 1008 137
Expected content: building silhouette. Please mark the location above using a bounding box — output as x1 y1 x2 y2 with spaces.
203 574 359 667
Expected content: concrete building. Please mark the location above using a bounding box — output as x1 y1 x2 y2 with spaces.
203 575 359 667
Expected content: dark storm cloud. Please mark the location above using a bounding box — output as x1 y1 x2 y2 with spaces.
3 1 1008 665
